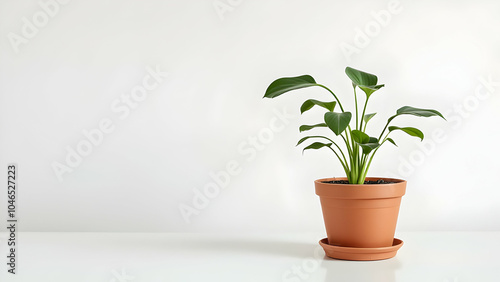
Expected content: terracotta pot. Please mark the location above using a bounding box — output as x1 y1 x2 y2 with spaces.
315 177 406 248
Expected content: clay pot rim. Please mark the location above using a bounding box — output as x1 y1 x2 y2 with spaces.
316 176 406 185
315 177 407 199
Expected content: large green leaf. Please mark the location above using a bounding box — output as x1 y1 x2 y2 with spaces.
264 75 317 98
395 106 446 120
296 135 333 146
300 99 336 114
299 123 327 132
302 142 332 154
345 67 384 97
351 130 370 144
389 126 424 141
324 112 352 136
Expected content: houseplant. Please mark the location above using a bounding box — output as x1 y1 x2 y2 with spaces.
263 67 444 260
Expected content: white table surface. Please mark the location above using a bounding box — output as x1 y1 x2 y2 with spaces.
0 232 498 282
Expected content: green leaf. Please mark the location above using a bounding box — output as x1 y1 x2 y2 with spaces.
300 99 336 114
395 106 446 120
296 136 333 146
302 142 332 154
358 141 380 154
299 123 327 132
351 130 370 144
345 67 384 97
386 138 397 146
352 135 380 154
389 126 424 141
324 112 352 136
360 85 385 97
264 75 317 98
345 67 378 86
363 113 376 123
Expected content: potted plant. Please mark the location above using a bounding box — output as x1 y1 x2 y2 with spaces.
263 67 445 260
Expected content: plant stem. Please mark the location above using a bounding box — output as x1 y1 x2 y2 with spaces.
359 96 369 132
354 87 359 130
341 133 354 182
341 133 353 165
306 136 349 168
378 115 396 140
327 146 349 175
316 84 345 112
360 134 390 180
359 154 369 182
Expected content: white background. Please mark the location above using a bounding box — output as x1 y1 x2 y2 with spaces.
0 0 499 233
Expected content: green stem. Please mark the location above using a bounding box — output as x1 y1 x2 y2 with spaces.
316 84 345 112
327 146 349 176
362 154 369 168
351 129 361 184
305 136 349 168
378 115 396 140
341 134 353 164
359 96 369 132
341 133 354 182
350 141 358 183
359 154 370 182
360 134 391 180
361 151 377 181
354 87 359 130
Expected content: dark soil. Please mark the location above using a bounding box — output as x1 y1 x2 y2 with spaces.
322 179 396 185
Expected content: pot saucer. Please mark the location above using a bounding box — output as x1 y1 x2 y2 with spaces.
319 238 403 261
